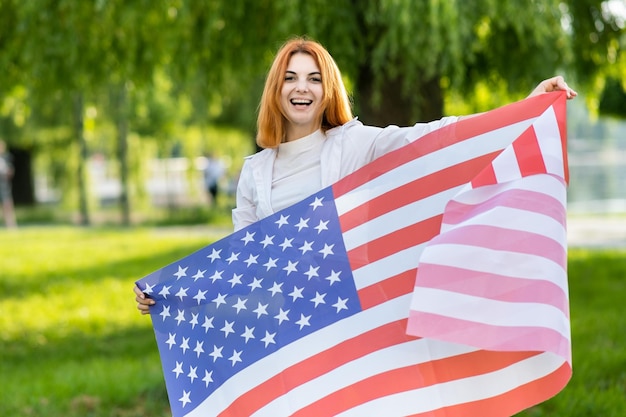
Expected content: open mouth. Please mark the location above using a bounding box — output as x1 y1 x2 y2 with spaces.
290 99 312 106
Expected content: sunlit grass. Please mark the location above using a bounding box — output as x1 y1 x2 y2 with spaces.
1 227 625 416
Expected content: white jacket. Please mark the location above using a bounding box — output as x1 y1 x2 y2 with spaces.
232 116 458 230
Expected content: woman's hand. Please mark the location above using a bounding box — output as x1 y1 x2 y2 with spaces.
528 75 577 99
134 284 155 315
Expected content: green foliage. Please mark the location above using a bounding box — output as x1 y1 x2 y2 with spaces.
0 228 625 416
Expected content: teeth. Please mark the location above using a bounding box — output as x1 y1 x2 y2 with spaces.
291 99 312 105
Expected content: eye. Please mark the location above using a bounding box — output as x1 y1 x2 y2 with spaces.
284 75 296 82
310 76 322 83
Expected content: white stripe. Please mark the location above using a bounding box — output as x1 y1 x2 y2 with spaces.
253 338 477 417
336 352 566 417
334 119 534 215
441 205 567 244
417 243 569 290
492 144 522 183
456 174 565 205
341 187 462 250
185 295 413 417
352 243 426 290
410 287 570 338
534 106 565 178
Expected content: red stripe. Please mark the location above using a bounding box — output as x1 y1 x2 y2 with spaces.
513 126 548 176
407 312 571 361
292 350 542 417
406 361 571 417
217 319 416 417
358 269 417 310
443 188 566 226
429 224 567 267
471 162 497 188
338 154 498 232
415 263 569 314
346 215 442 271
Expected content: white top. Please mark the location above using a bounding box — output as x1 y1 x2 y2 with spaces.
233 116 459 231
271 129 325 212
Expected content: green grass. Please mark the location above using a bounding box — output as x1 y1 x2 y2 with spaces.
1 227 625 416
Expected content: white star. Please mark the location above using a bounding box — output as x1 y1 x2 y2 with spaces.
207 248 221 262
279 237 294 251
209 345 223 362
180 337 190 354
326 270 342 285
315 219 329 233
283 260 298 275
221 320 235 337
310 196 324 210
263 257 278 271
275 214 290 228
299 240 314 254
241 326 255 343
159 305 171 321
193 289 207 305
189 312 199 329
310 291 327 307
319 243 335 258
228 273 243 287
296 314 312 330
253 302 269 318
261 331 277 347
232 297 247 313
173 265 188 280
175 309 186 325
209 270 224 283
268 282 283 296
304 265 319 280
192 269 206 281
172 361 184 378
229 350 243 366
333 297 349 312
241 231 255 245
165 333 176 349
295 217 309 231
212 293 227 308
275 308 290 324
260 234 275 248
248 277 263 291
179 390 191 408
187 366 198 383
175 287 188 301
158 285 171 299
244 254 259 267
143 283 154 295
202 370 213 387
202 316 214 333
193 340 204 357
288 286 304 301
226 252 240 264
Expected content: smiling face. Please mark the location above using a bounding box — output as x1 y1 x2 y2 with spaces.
280 53 325 142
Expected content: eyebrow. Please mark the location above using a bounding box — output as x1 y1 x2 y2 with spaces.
285 70 322 76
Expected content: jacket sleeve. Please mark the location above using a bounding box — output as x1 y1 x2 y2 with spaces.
231 157 258 231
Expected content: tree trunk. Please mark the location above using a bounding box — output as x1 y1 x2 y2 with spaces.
10 147 35 205
355 65 444 127
73 92 90 226
113 83 131 226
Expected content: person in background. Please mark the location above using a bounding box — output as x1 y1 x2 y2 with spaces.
135 36 576 313
0 139 17 229
203 152 226 208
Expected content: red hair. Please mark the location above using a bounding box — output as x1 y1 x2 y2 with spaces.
256 37 353 149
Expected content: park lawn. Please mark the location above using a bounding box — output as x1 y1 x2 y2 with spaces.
1 227 625 417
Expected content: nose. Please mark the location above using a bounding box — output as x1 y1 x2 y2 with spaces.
295 79 309 93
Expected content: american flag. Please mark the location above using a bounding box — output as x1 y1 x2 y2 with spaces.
136 92 571 417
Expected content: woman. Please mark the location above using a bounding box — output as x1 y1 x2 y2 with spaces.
135 36 576 313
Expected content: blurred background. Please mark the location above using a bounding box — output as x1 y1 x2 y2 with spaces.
1 1 625 417
0 0 624 228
